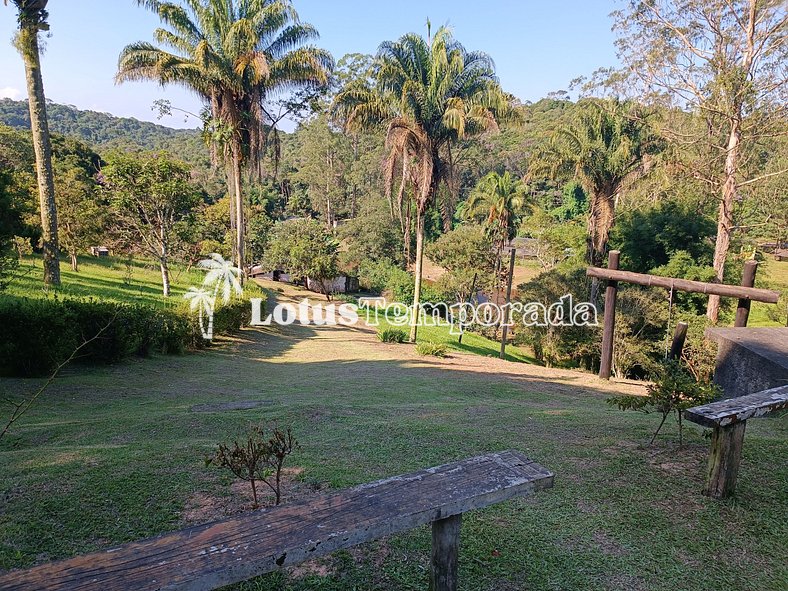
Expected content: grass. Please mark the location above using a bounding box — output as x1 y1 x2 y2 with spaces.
368 310 539 363
0 307 785 590
5 255 205 308
750 258 788 327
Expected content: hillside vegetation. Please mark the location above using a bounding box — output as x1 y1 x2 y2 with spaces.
0 98 209 166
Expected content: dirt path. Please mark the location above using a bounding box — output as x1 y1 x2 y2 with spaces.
254 279 645 398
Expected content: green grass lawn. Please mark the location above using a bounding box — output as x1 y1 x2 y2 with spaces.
750 258 788 327
5 255 204 308
0 314 785 590
369 310 538 363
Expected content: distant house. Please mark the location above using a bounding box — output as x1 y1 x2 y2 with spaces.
505 237 539 258
306 275 359 295
90 246 110 257
249 266 292 283
249 266 357 294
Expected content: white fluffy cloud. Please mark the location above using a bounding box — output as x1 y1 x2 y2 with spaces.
0 87 22 100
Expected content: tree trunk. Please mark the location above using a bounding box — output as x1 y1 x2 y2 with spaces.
409 210 426 343
20 25 60 286
587 190 616 267
404 197 412 265
226 161 237 264
70 252 78 272
707 118 741 323
232 147 245 275
160 243 171 297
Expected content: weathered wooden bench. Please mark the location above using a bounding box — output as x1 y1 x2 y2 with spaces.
0 450 553 591
684 385 788 499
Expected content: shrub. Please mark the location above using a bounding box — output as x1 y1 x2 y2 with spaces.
416 341 448 357
206 424 298 508
607 359 720 447
358 258 412 300
378 328 407 343
0 293 259 377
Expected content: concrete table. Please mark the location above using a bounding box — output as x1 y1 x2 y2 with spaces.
706 327 788 398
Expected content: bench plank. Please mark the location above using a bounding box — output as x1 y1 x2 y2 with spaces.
0 450 553 591
683 385 788 428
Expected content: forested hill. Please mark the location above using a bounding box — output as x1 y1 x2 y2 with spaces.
0 98 207 161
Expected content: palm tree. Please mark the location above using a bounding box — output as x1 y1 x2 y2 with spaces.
532 99 662 268
184 286 215 339
196 253 243 339
466 171 524 285
118 0 332 270
333 26 509 341
6 0 59 285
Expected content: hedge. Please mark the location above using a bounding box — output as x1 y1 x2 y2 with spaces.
0 295 260 377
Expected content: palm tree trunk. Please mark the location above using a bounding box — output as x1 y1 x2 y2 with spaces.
232 146 245 276
19 25 60 286
707 118 741 324
226 160 237 264
404 197 412 265
409 210 426 343
587 191 616 267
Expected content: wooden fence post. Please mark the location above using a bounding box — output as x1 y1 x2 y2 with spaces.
704 422 746 499
429 513 462 591
598 251 620 379
669 322 689 360
734 260 758 327
499 248 516 360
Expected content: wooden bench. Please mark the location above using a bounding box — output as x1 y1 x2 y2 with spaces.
0 450 554 591
684 385 788 499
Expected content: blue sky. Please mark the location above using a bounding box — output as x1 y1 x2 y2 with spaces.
0 1 620 130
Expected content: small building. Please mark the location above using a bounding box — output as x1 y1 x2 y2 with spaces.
306 275 359 295
90 246 110 257
505 237 539 258
249 266 292 282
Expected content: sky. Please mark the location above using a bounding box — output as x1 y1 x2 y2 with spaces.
0 1 621 131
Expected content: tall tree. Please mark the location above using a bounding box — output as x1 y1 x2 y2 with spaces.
333 26 509 341
465 171 525 285
6 0 60 285
102 152 199 297
611 0 788 322
532 99 662 269
118 0 332 270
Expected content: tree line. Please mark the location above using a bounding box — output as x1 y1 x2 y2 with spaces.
2 0 785 347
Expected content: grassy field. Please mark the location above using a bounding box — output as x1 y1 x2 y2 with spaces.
0 287 785 590
370 312 538 363
750 258 788 327
5 255 204 308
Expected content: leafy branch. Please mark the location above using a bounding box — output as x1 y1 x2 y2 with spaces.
0 312 117 441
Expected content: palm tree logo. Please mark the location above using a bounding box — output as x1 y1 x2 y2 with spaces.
184 253 243 340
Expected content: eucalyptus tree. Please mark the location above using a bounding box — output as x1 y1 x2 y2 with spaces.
333 26 510 341
118 0 333 270
5 0 59 284
611 0 788 322
533 99 662 269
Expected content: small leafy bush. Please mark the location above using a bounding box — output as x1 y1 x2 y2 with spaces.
416 341 448 358
207 424 298 508
607 359 720 447
378 328 407 343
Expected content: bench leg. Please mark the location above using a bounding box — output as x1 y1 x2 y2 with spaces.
429 513 461 591
704 422 746 499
